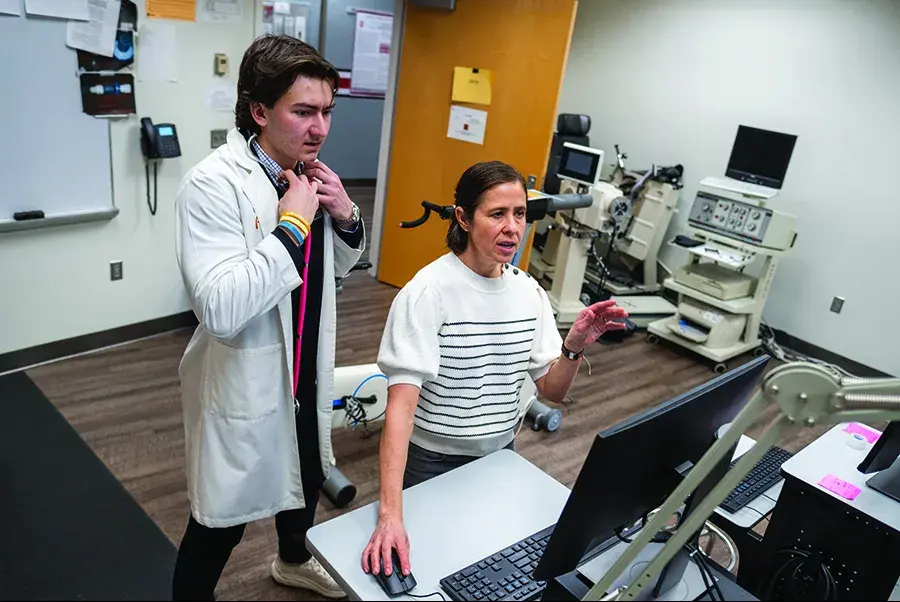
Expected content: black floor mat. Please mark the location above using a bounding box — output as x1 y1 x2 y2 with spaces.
0 372 175 601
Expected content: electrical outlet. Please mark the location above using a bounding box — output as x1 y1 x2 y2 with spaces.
211 129 228 148
830 296 845 314
110 260 123 281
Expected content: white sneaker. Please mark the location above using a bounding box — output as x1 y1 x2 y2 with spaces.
271 556 347 599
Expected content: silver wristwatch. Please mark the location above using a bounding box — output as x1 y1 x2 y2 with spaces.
335 203 360 231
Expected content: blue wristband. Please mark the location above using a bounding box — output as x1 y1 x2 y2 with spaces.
279 220 305 246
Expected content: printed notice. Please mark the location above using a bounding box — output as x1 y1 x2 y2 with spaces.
447 105 487 146
350 9 392 96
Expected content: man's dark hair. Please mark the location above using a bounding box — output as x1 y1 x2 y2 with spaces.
447 161 527 254
235 35 340 137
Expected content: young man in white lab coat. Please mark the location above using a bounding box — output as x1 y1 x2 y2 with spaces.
172 35 364 600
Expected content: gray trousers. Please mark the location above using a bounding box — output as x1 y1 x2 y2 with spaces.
403 440 516 489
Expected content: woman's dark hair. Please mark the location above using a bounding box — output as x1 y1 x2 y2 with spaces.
235 35 340 137
447 161 527 254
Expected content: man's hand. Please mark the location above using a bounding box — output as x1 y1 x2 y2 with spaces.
361 514 411 577
301 161 354 221
278 170 319 225
565 299 629 351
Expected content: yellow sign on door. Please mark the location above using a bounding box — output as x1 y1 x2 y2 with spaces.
452 66 492 105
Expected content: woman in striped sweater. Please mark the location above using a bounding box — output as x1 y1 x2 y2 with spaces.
361 160 627 579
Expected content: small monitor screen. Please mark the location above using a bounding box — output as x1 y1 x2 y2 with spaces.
158 125 174 136
725 125 797 189
564 151 594 178
557 146 601 185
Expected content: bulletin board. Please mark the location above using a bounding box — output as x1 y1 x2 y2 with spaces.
0 10 117 233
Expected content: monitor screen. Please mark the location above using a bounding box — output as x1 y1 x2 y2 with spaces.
858 422 900 474
725 125 797 189
158 125 174 137
534 354 770 582
557 145 601 186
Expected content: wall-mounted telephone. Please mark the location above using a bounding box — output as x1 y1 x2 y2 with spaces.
141 117 182 159
140 117 181 216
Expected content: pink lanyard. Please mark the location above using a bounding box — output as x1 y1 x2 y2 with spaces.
292 232 313 397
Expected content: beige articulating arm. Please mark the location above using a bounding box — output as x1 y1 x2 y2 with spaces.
584 361 900 601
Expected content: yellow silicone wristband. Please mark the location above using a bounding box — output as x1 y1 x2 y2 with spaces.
280 215 309 237
281 212 311 231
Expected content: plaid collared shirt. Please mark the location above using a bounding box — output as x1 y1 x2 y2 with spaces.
249 136 324 220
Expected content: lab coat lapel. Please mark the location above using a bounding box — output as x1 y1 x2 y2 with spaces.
226 128 295 398
227 129 279 233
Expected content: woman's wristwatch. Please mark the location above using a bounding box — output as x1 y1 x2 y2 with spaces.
561 342 584 361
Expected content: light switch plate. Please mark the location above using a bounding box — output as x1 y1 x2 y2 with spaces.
211 129 228 148
830 296 845 314
110 260 123 281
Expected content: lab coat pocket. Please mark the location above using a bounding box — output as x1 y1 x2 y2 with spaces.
204 341 283 420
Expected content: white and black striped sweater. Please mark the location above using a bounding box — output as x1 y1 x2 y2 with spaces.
377 252 563 456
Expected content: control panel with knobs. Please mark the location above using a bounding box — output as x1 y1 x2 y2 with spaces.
688 191 773 245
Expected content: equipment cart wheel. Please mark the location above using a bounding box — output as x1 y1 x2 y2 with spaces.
753 346 766 358
714 363 728 374
647 334 660 345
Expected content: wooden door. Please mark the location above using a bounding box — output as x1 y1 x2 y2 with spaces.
377 0 579 288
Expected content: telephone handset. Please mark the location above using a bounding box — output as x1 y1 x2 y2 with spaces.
140 117 182 159
140 117 181 217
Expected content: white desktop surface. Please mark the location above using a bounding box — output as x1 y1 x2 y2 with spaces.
712 435 783 529
306 450 571 601
781 422 899 532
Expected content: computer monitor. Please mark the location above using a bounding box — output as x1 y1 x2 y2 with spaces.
725 125 797 189
857 421 900 502
557 142 604 188
532 354 771 593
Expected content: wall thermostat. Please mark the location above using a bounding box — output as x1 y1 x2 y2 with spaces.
214 53 229 76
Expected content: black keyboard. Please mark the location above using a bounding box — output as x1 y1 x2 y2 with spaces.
440 524 553 601
720 445 793 513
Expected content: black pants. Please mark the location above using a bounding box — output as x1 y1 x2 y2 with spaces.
403 439 516 489
171 394 324 601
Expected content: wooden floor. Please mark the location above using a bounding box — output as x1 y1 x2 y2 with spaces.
26 187 831 601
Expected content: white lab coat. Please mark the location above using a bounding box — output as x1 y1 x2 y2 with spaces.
174 128 365 528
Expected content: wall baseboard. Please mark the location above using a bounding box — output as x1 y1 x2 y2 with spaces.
343 178 377 187
771 328 891 378
0 312 198 375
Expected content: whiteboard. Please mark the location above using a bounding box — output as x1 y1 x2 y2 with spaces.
0 10 116 232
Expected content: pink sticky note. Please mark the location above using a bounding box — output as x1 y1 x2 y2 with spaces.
818 474 862 501
844 423 881 444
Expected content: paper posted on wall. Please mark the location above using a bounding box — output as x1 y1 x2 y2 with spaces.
66 0 121 58
25 0 89 20
197 0 241 24
137 20 179 82
206 84 237 112
0 0 21 16
350 10 392 96
447 105 488 146
261 1 307 40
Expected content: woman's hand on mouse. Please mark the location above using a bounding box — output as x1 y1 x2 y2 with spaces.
565 299 629 351
361 513 411 577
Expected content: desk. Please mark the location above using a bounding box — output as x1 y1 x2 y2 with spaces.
308 450 756 601
781 423 900 531
713 435 783 529
754 423 900 600
307 450 570 601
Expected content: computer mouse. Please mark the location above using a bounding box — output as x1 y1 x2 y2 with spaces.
373 549 417 598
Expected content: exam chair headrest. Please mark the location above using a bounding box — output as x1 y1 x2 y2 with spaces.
557 114 591 137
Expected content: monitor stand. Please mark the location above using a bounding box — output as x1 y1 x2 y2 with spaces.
866 457 900 503
575 537 706 601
